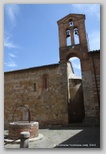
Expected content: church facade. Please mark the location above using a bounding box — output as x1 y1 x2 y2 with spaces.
4 14 100 129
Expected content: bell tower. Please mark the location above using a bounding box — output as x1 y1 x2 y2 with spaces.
57 13 89 63
57 14 99 124
58 14 87 46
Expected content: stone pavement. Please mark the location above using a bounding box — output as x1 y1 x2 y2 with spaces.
4 126 100 149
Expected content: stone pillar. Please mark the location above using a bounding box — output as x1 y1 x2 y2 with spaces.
20 131 30 148
59 63 69 124
58 24 67 47
70 29 75 45
82 71 99 125
79 19 87 44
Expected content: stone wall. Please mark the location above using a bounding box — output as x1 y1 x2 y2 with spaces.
4 64 68 129
4 13 100 128
4 50 100 128
68 79 85 123
82 51 100 121
89 51 100 118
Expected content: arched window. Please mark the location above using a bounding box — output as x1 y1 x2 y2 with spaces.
42 74 48 89
44 77 47 89
69 19 73 27
34 83 36 92
66 29 71 46
69 57 82 78
73 27 80 44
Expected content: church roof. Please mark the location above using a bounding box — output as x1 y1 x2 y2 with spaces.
4 63 59 74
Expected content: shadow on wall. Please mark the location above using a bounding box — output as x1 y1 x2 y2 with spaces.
68 79 85 123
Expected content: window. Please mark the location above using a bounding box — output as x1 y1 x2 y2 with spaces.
74 27 79 35
66 29 71 46
42 74 48 89
73 27 80 44
69 19 73 27
34 83 36 92
66 29 70 38
44 77 47 89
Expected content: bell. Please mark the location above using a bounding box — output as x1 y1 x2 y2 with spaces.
66 31 70 38
74 29 78 35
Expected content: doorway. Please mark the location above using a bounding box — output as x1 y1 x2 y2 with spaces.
67 57 85 123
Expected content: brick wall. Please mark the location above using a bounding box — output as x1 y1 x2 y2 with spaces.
57 14 100 123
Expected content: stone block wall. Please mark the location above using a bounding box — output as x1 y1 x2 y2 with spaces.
4 12 100 128
4 50 100 128
82 51 100 120
68 79 85 123
4 64 68 129
89 52 100 118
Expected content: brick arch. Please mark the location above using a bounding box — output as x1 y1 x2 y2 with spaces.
65 49 85 123
66 50 83 76
66 49 82 61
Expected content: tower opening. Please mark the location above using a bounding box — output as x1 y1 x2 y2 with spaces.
69 57 82 78
69 19 73 27
67 56 85 123
73 27 80 44
66 29 71 46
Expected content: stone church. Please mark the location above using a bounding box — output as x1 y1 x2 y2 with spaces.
4 14 100 129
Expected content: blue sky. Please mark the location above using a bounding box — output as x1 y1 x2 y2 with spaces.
4 4 100 76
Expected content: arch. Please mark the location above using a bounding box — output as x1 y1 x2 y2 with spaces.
66 52 80 60
12 105 31 123
66 49 82 61
69 57 82 78
66 52 85 123
42 74 49 89
73 27 80 44
66 29 70 38
66 50 83 78
66 29 71 46
69 19 74 27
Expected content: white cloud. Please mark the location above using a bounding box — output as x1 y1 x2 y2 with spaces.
4 60 17 67
4 51 17 68
71 4 100 20
8 53 16 58
4 36 18 49
4 35 18 68
4 4 20 49
4 4 20 24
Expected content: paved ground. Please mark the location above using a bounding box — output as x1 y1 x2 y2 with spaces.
4 126 100 149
